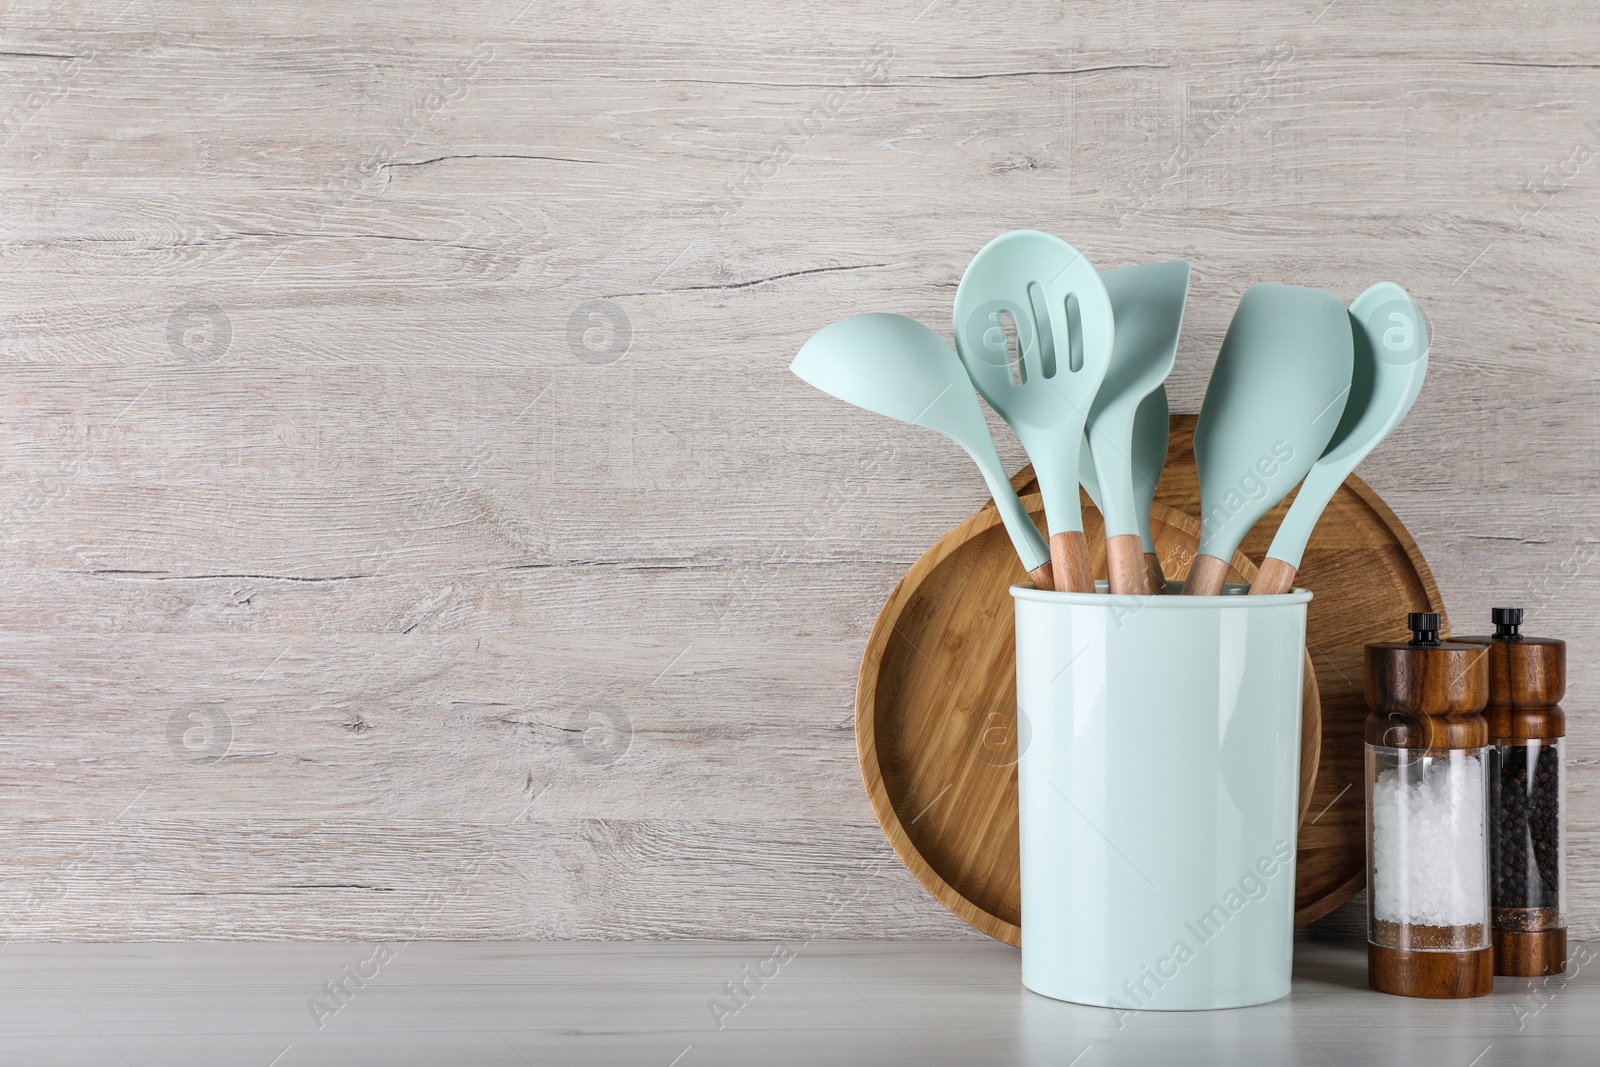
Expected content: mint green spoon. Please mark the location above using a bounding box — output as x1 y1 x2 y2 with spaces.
790 313 1054 589
1250 282 1429 595
1083 261 1189 593
953 231 1114 592
1082 386 1170 592
1182 284 1354 596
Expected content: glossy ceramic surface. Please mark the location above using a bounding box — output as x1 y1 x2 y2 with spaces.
1013 581 1311 1008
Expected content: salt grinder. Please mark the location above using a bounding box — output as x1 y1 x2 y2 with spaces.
1364 612 1493 998
1457 608 1568 977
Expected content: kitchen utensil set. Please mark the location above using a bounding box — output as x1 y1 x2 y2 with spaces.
792 231 1429 596
853 412 1445 946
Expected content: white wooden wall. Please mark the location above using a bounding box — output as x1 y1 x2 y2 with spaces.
2 0 1596 940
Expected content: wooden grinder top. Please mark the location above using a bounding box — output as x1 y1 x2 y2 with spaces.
1365 612 1489 750
1454 608 1567 718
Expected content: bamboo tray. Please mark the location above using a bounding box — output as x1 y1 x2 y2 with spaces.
856 414 1444 945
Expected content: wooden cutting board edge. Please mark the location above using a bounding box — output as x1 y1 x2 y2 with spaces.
853 500 1019 942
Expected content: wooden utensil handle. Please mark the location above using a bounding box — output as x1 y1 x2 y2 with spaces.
1182 553 1231 596
1143 552 1168 595
1251 557 1298 596
1105 534 1147 595
1050 531 1095 593
1028 561 1055 591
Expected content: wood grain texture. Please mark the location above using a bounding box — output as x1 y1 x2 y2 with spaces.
1486 704 1567 742
1142 551 1166 594
1365 640 1491 717
1495 926 1569 977
2 0 1599 940
1103 532 1148 594
1368 941 1495 999
1047 531 1093 593
1253 556 1298 597
1456 635 1568 709
1182 553 1234 597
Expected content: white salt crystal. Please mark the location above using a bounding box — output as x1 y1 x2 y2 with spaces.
1372 752 1487 927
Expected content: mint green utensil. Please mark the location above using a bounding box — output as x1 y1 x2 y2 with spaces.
1083 386 1171 592
953 231 1114 592
1250 282 1429 595
1182 284 1354 596
1129 387 1171 591
1084 261 1189 593
790 312 1054 589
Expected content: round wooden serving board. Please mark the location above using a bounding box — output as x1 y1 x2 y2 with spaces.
856 414 1445 945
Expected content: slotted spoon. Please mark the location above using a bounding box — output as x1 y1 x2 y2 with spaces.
953 231 1114 592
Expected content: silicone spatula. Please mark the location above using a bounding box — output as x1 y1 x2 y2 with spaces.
1249 282 1429 595
1084 261 1189 593
1129 387 1171 592
791 312 1054 589
953 231 1114 592
1080 386 1171 592
1181 284 1354 596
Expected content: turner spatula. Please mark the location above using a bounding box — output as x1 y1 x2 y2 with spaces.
1182 284 1354 596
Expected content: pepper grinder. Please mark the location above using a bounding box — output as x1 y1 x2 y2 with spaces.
1457 607 1567 977
1365 612 1493 998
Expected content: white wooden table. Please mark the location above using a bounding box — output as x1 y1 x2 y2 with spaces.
0 938 1593 1064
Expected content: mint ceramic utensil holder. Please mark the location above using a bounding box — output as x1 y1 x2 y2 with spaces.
1012 581 1312 1009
